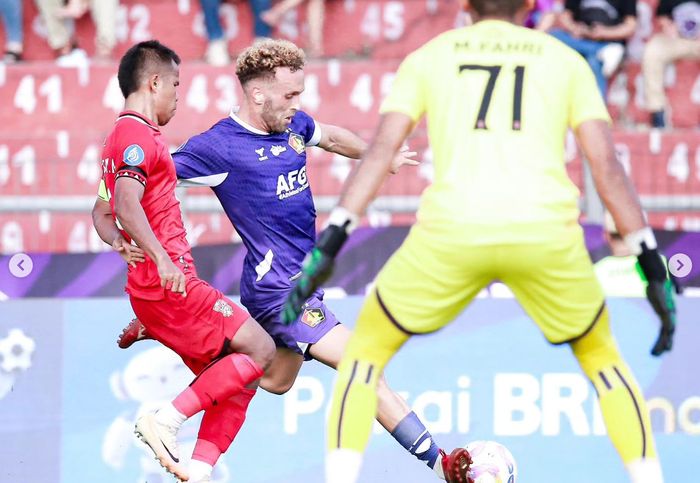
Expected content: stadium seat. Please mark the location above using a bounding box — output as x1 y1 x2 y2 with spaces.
8 0 461 61
0 0 698 253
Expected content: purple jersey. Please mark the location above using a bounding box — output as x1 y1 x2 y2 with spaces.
174 110 322 322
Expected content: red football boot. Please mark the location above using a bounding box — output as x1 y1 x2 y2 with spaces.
117 318 152 349
440 447 474 483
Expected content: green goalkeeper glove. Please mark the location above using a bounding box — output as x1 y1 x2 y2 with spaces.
281 209 358 325
629 228 677 356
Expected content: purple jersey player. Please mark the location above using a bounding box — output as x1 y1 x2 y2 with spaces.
116 39 471 483
175 108 331 356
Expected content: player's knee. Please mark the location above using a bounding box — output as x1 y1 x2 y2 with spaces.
260 376 295 395
570 334 622 377
242 334 275 372
569 307 621 368
256 335 276 371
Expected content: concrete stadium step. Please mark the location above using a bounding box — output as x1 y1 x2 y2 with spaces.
3 207 700 254
0 60 400 139
2 125 698 198
1 58 698 139
1 128 699 253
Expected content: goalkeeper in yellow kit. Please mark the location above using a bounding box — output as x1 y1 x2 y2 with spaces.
283 0 677 481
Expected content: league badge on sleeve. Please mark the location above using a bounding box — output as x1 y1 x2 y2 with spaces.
123 144 146 166
288 133 305 154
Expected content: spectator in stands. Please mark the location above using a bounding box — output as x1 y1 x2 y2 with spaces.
550 0 637 98
643 0 700 128
35 0 118 63
57 0 88 18
0 0 23 62
261 0 325 57
525 0 560 31
200 0 272 66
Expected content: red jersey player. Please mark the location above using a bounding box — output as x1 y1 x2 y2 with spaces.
91 40 275 482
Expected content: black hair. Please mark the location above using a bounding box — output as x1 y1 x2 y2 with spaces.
117 40 181 98
470 0 526 17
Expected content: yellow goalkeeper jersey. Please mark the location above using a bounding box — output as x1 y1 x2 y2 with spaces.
381 20 610 244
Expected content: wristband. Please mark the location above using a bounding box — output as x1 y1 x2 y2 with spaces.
624 226 657 256
327 206 359 234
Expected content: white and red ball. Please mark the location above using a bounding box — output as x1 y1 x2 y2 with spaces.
464 440 517 483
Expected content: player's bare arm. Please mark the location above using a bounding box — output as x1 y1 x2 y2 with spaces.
577 118 676 356
576 120 646 236
337 112 416 216
317 121 418 174
92 196 123 246
113 176 187 295
316 122 367 158
92 197 146 268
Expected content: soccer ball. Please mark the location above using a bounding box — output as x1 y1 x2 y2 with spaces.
465 440 517 483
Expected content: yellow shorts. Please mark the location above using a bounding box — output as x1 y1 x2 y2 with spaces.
374 222 606 344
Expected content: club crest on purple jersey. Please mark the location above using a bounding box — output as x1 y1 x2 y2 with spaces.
288 132 305 154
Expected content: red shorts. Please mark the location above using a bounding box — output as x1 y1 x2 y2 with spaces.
130 277 249 374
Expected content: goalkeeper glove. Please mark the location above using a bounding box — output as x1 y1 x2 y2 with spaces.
281 208 358 325
627 227 677 356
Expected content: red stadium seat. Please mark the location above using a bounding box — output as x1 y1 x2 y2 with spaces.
609 61 700 128
2 0 461 61
0 0 698 253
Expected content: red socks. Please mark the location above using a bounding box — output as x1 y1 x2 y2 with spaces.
173 353 262 418
192 388 257 465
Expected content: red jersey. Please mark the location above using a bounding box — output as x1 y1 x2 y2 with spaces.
100 111 191 300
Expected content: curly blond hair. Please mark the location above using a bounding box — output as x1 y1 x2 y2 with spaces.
236 39 306 85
